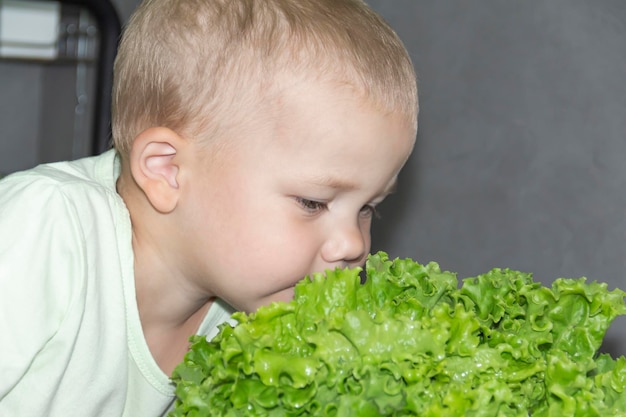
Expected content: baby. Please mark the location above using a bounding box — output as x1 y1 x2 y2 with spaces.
0 0 418 415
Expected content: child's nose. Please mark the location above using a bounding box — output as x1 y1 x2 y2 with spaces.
320 222 368 267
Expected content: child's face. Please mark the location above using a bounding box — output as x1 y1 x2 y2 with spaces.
178 79 416 313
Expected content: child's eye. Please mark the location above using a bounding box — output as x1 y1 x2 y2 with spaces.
295 197 327 213
360 204 380 219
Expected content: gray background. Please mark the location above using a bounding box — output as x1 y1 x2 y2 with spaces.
366 1 626 356
1 1 625 354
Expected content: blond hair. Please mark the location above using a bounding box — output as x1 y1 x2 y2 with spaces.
112 0 418 158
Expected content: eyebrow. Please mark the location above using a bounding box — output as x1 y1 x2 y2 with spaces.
306 175 398 196
307 175 359 191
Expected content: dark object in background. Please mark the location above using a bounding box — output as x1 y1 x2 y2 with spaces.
59 0 121 155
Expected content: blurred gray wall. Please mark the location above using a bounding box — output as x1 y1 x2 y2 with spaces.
110 0 139 22
367 1 626 355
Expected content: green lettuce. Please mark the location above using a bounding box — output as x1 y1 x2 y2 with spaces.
169 252 626 416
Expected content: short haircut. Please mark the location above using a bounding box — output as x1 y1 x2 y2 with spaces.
112 0 418 157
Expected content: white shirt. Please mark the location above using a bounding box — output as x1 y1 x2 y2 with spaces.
0 150 234 417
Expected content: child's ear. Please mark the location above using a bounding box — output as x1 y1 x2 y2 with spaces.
129 127 185 213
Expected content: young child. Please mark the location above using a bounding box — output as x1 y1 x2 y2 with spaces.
0 0 418 415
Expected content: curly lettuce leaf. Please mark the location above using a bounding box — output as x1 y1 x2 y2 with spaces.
169 252 626 417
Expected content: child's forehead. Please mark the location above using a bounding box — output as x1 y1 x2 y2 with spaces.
270 71 416 131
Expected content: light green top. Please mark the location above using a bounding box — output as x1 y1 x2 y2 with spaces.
0 150 234 416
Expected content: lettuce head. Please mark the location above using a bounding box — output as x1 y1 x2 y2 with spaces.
169 252 626 416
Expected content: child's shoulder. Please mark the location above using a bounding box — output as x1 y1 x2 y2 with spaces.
0 150 119 203
0 151 119 194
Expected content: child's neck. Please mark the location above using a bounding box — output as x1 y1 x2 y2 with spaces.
141 301 212 376
132 236 214 374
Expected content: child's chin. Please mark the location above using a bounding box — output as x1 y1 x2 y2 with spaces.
252 287 296 311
